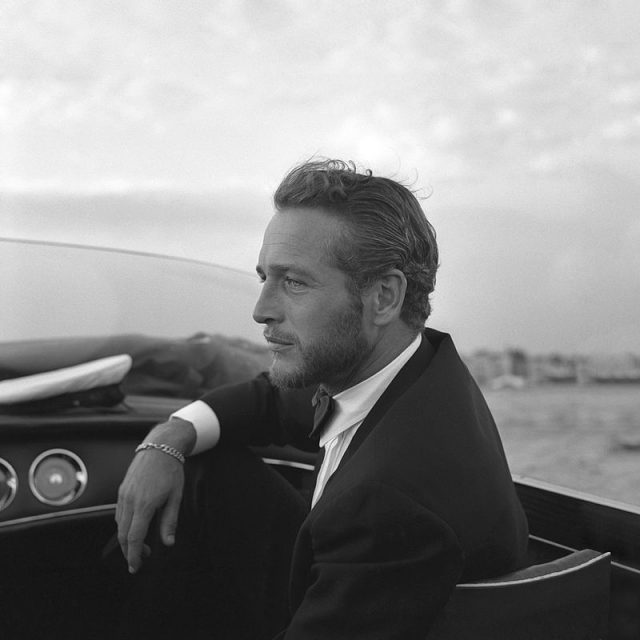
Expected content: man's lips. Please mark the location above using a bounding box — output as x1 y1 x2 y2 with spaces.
264 333 295 349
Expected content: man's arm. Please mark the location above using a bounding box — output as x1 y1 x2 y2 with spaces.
116 373 316 573
199 373 317 451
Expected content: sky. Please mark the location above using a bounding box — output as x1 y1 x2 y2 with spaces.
1 0 639 354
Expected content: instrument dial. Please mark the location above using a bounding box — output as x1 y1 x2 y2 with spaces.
0 458 18 512
29 449 88 506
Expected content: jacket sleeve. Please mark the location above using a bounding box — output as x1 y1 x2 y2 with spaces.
285 482 463 640
198 372 318 452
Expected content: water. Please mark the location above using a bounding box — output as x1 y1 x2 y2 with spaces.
485 384 640 507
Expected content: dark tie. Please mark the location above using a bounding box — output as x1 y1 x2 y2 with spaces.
310 386 335 440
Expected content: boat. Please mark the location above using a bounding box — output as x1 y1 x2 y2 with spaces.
1 239 638 639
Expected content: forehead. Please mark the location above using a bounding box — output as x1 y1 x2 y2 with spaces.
257 207 345 273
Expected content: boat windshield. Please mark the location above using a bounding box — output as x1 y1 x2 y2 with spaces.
0 238 268 400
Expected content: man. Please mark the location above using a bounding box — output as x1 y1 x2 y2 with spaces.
116 159 528 639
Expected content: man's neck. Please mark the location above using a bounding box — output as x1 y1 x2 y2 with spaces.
324 328 421 395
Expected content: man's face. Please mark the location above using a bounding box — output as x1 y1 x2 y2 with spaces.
253 207 370 390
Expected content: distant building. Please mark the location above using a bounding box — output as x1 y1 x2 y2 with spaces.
505 348 530 379
464 350 508 386
461 348 640 387
583 353 640 383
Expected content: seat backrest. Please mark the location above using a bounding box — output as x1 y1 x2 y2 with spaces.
428 549 611 639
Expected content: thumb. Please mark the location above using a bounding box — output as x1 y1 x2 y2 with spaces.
159 491 181 546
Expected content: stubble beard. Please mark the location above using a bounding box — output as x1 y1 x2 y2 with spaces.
269 303 370 391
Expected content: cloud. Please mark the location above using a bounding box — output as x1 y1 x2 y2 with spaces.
3 0 640 186
1 0 639 352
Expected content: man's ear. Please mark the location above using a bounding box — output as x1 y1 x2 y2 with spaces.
369 269 407 326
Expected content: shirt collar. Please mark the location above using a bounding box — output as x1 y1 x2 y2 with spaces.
319 334 422 447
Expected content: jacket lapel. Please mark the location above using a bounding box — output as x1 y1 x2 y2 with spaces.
324 332 436 489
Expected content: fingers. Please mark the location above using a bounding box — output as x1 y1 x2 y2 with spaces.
125 511 152 574
116 494 156 572
116 487 133 563
115 450 185 573
116 476 152 573
159 489 182 546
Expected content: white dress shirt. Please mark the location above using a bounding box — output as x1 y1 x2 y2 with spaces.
172 334 423 506
310 335 421 506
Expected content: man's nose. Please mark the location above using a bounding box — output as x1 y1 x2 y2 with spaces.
252 282 281 325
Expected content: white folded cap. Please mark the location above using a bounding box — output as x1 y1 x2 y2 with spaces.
0 354 133 404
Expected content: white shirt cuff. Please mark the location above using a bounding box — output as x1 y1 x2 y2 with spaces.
170 400 220 455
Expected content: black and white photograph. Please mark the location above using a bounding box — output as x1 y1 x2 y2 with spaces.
1 2 639 638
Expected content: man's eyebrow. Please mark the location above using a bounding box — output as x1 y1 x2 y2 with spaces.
255 264 315 280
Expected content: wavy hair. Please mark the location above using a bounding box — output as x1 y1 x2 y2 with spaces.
273 159 439 331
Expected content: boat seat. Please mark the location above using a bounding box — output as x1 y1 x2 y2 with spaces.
428 548 611 639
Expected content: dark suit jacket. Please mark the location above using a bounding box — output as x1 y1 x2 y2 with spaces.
200 329 529 639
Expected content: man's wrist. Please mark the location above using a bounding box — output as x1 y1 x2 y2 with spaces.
144 417 197 457
135 442 186 464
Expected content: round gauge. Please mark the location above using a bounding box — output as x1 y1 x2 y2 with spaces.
29 449 88 506
0 458 18 512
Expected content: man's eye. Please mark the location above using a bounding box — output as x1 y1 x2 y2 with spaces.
284 277 305 290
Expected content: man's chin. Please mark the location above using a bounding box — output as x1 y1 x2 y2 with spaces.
268 362 308 390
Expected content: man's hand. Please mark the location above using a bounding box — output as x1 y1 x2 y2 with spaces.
116 418 196 574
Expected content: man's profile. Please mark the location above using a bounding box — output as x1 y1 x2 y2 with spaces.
116 159 528 639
